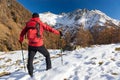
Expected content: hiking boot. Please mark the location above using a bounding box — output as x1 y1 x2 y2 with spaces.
46 67 51 70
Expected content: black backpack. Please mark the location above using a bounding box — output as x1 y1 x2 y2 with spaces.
34 21 40 38
27 20 41 43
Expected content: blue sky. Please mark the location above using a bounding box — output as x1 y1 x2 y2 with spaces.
17 0 120 20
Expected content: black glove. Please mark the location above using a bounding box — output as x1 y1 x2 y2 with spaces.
59 31 63 37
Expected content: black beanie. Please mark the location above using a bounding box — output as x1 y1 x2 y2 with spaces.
32 12 39 18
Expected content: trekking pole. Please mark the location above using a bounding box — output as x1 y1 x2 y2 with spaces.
59 36 63 65
20 43 26 72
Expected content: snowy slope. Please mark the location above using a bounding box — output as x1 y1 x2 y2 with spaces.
1 44 120 80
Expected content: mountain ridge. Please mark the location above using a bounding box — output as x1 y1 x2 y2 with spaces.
39 9 120 30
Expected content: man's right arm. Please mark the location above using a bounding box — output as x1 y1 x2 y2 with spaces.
42 22 60 35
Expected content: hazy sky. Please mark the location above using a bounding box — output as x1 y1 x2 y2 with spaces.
17 0 120 20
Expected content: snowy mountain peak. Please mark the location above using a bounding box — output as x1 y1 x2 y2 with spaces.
39 9 120 32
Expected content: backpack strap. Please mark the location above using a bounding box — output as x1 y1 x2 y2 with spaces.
35 22 40 38
30 20 41 38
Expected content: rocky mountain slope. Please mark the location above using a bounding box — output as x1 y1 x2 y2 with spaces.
0 0 31 51
39 9 120 49
40 9 120 33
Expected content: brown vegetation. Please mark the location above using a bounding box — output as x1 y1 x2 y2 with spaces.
61 26 120 50
0 72 10 77
115 47 120 51
94 27 120 44
0 0 31 51
75 27 93 47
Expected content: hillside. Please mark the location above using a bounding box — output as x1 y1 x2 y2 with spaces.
0 0 31 51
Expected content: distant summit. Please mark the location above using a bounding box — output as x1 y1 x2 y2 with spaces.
40 9 120 31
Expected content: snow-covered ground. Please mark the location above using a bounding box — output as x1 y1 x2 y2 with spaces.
1 44 120 80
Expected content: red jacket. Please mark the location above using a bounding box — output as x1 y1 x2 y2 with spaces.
19 17 60 47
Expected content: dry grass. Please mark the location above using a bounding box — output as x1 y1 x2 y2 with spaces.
111 72 118 75
111 58 115 61
56 53 67 57
0 72 11 77
15 60 21 65
115 47 120 51
98 61 103 66
51 56 59 59
0 57 4 60
5 59 12 63
0 0 31 51
0 65 6 69
33 61 39 64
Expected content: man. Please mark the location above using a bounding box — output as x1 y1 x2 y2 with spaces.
19 12 62 78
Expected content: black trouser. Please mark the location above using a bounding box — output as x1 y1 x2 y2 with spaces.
27 45 51 77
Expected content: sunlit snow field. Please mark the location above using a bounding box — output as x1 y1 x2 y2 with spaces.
0 44 120 80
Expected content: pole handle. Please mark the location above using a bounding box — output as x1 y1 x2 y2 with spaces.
59 36 64 65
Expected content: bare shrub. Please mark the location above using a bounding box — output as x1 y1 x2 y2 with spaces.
115 47 120 51
0 72 10 77
75 27 93 47
96 28 120 44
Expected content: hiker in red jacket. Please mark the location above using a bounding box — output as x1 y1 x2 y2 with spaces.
19 12 62 78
